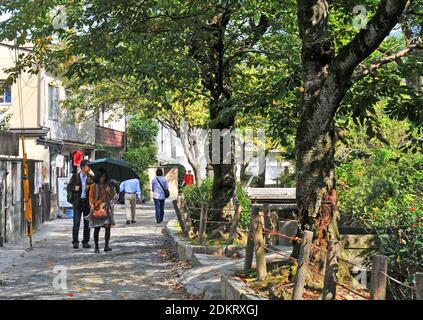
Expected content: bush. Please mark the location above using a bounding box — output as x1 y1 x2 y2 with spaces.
236 183 251 230
183 177 252 230
124 115 158 195
183 177 214 227
337 150 423 299
362 202 422 299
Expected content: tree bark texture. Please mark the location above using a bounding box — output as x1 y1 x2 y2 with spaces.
293 0 410 259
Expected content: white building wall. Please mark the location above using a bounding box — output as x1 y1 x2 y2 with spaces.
156 123 291 184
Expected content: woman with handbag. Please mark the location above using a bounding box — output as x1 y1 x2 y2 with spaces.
87 168 115 253
152 168 170 223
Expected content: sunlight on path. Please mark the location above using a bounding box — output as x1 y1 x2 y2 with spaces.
0 201 188 300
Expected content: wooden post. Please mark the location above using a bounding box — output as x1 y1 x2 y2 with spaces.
179 195 195 239
172 197 187 235
263 204 271 250
198 202 208 245
415 272 423 300
322 240 340 300
370 255 388 300
228 204 242 245
251 205 267 281
292 230 313 300
244 221 254 271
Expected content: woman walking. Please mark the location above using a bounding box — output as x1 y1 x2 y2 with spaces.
87 168 115 253
152 168 169 223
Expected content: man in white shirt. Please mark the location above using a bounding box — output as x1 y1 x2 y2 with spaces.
120 178 141 225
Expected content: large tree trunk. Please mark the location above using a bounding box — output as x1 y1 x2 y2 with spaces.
188 8 269 220
210 100 236 220
211 163 235 219
293 105 341 264
292 0 410 270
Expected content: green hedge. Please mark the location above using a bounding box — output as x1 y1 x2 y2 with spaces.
183 177 251 230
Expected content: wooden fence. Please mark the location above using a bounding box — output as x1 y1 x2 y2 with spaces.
245 204 422 300
172 194 241 245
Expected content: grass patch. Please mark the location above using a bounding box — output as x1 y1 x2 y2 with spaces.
234 261 297 300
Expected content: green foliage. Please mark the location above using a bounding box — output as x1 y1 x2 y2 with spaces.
183 178 251 230
278 171 296 188
336 114 422 299
236 183 251 230
337 150 422 223
124 115 158 191
361 199 422 300
183 177 214 227
0 108 11 130
127 114 158 149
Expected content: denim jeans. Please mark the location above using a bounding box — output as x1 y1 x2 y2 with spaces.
154 198 165 223
72 199 90 244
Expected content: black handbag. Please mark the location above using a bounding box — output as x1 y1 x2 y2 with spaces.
118 191 125 204
156 177 170 198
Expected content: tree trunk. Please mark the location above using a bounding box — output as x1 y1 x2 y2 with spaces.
211 162 235 219
209 98 236 219
178 125 203 187
191 161 202 187
293 108 341 264
292 0 409 272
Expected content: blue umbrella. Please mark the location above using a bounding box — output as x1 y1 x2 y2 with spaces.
88 158 140 182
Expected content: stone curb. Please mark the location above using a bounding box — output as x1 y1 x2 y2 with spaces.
163 219 225 261
221 274 267 300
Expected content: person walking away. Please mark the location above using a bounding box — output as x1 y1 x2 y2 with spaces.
182 170 194 187
67 159 93 249
87 168 115 253
152 168 169 223
120 178 141 225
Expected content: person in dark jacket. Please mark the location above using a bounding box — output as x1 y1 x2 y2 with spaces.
67 159 93 249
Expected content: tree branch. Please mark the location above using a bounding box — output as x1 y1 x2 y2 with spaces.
352 42 422 83
332 0 410 77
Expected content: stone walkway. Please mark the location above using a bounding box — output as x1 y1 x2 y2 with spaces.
0 201 190 300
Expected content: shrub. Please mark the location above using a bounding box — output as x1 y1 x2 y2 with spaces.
183 177 252 230
362 202 422 299
183 177 214 227
337 150 423 299
236 183 251 230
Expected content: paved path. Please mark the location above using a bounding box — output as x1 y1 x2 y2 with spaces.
0 201 190 300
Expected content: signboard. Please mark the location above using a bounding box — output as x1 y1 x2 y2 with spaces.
57 177 72 208
55 154 64 168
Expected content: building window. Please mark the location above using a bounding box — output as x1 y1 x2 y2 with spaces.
48 84 60 120
0 81 12 104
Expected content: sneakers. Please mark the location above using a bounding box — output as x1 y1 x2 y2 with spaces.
126 220 131 225
94 247 100 253
131 220 136 224
82 243 91 249
104 246 112 252
73 242 79 249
